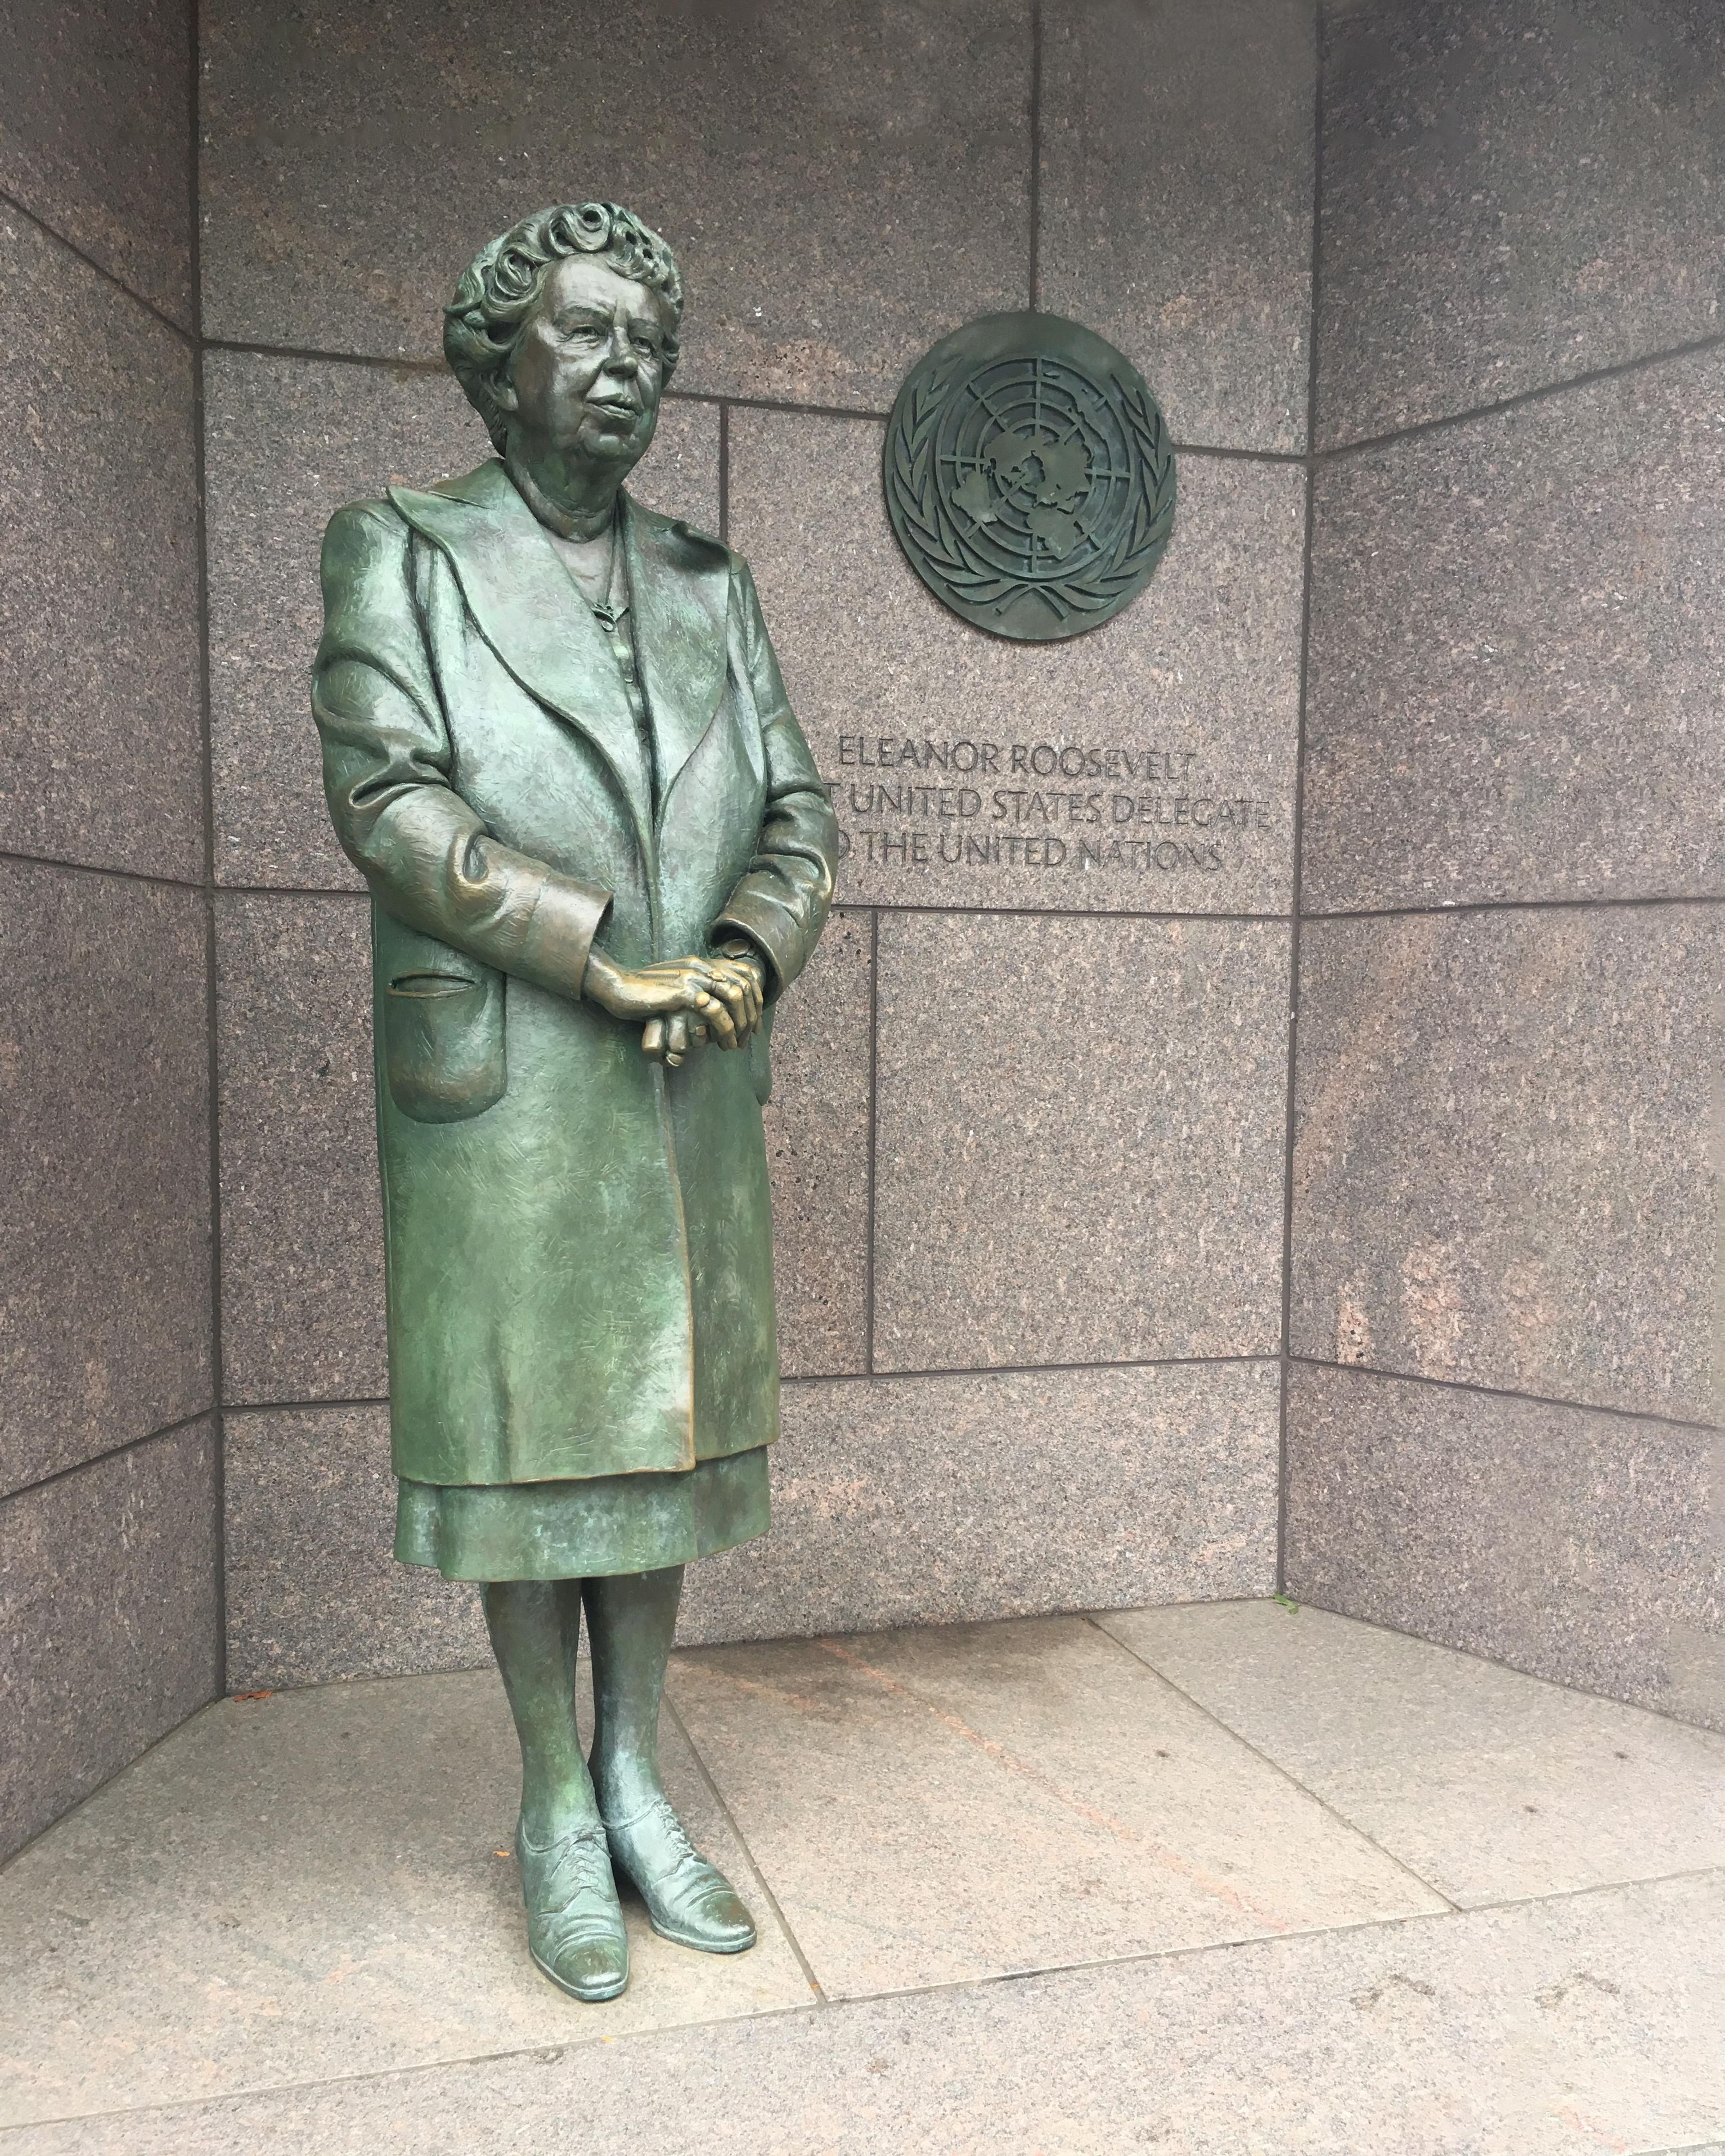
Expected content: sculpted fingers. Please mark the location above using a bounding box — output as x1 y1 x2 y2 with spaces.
694 989 738 1049
706 973 749 1047
708 958 764 1043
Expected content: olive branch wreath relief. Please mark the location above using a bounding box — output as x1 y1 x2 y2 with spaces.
885 365 1176 628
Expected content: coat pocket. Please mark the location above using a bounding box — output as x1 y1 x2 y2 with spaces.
377 915 506 1124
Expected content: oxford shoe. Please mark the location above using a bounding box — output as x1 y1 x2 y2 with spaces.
515 1816 630 2002
603 1793 756 1955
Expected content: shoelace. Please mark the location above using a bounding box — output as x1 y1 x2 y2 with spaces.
518 1820 614 1914
607 1794 702 1878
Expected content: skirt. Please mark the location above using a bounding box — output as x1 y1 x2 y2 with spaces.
394 1445 770 1582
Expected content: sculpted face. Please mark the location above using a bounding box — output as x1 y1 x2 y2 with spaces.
502 253 675 473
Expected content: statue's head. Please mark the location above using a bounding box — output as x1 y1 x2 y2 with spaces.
444 202 683 473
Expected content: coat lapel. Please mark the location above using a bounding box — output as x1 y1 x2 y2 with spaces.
387 462 654 851
622 497 731 824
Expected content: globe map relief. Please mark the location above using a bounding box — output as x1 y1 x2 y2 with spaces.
884 313 1176 642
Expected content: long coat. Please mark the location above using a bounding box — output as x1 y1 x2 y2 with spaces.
311 458 836 1488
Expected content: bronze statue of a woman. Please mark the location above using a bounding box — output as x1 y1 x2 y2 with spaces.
311 201 837 2001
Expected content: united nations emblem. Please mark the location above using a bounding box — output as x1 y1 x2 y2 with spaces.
884 311 1176 642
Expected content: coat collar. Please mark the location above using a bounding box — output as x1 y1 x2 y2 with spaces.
386 459 730 848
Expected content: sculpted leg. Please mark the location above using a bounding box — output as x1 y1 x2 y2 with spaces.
483 1580 628 2001
584 1565 756 1955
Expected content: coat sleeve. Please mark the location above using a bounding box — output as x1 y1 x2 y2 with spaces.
312 501 612 998
710 558 839 995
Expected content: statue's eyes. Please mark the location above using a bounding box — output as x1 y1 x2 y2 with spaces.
631 334 660 357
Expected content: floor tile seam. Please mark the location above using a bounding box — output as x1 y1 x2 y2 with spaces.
1276 1590 1725 1741
1312 328 1725 463
0 1409 217 1515
1424 1862 1725 1925
853 1860 1725 2008
0 1904 1497 2138
711 1618 1461 1933
1302 893 1725 926
1081 1614 1462 1915
1286 1353 1722 1437
658 1689 828 2004
8 1868 1718 2137
220 1355 1284 1416
0 847 205 892
0 1998 834 2141
0 185 196 346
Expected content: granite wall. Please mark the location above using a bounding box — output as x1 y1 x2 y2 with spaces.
7 2 1711 1843
1286 0 1725 1727
0 1 220 1858
199 0 1316 1689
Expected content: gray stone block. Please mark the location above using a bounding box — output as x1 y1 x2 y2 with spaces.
0 0 194 325
729 408 1305 916
1317 0 1725 446
671 1612 1436 1999
225 1364 1278 1684
223 1405 488 1690
1039 0 1315 452
203 351 719 890
21 1870 1718 2152
215 892 385 1406
1291 906 1721 1422
0 1668 812 2126
1104 1599 1725 1904
680 1360 1280 1646
0 863 211 1500
0 1420 218 1860
199 0 1030 409
868 911 1288 1372
1284 1363 1725 1730
763 909 873 1379
1305 350 1725 913
0 213 203 880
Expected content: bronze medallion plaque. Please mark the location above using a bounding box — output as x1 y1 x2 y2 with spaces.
884 311 1176 641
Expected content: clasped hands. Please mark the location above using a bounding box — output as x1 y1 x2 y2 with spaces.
582 942 766 1068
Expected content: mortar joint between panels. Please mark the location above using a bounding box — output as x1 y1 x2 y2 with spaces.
1309 327 1725 464
1298 892 1725 925
0 184 198 347
786 1352 1283 1387
224 1355 1280 1415
1287 1353 1722 1436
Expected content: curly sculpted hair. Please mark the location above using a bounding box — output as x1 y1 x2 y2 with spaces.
444 201 684 451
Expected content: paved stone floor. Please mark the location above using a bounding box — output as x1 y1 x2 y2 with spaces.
3 1600 1723 2154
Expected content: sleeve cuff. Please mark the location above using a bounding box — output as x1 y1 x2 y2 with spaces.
522 873 613 997
711 901 789 997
